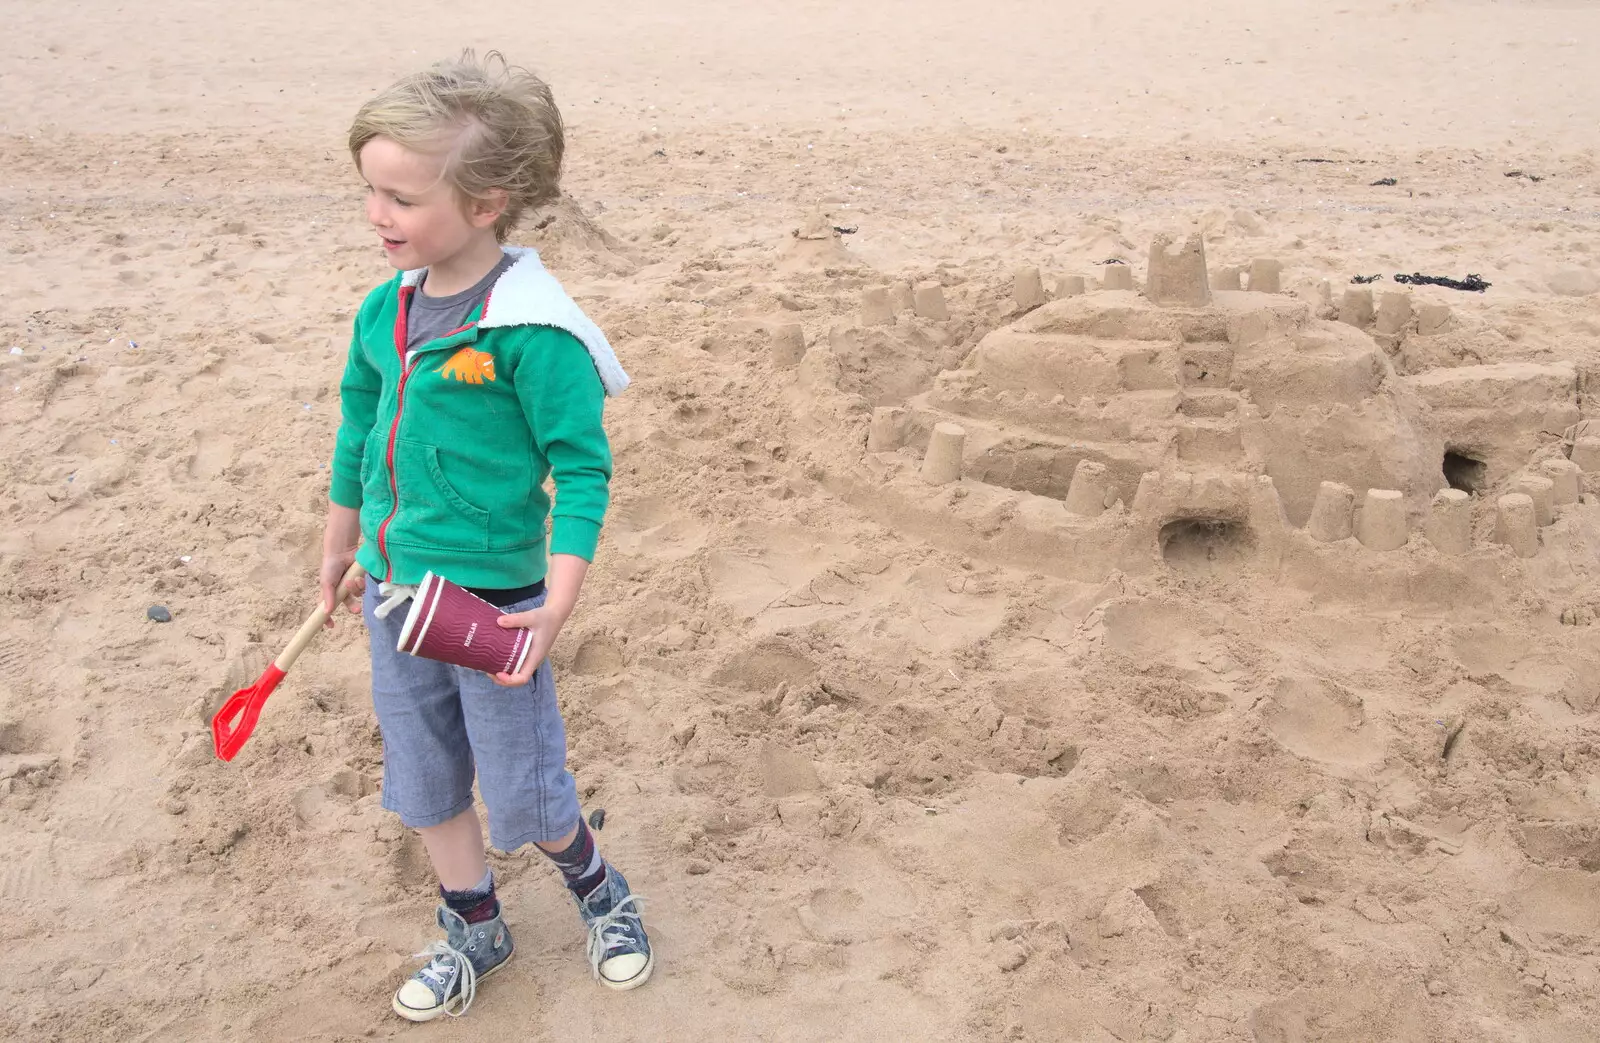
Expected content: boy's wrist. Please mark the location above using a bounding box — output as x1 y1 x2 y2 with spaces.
542 589 579 622
543 553 589 622
323 503 362 554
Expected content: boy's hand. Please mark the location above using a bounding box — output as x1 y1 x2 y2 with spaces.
491 603 570 687
320 503 363 628
319 550 362 627
490 555 588 686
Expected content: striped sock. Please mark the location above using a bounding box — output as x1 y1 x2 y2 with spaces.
541 819 607 899
440 868 499 925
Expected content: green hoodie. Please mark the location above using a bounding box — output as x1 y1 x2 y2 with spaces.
329 248 628 588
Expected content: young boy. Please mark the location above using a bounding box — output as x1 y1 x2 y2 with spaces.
320 52 651 1021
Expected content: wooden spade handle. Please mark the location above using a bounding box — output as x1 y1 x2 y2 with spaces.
273 562 367 672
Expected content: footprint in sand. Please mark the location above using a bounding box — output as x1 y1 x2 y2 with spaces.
796 886 865 945
1512 867 1600 938
570 633 626 677
357 906 435 954
757 742 821 798
0 833 58 903
30 508 88 556
877 566 1008 654
0 642 37 687
176 356 238 400
607 494 706 561
1449 623 1570 697
710 639 820 694
291 774 373 833
1264 674 1384 771
0 716 50 761
187 429 235 480
1052 780 1125 846
1516 822 1600 873
245 533 318 587
1250 985 1415 1043
50 782 137 842
704 520 853 621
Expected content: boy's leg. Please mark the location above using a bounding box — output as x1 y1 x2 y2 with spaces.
418 807 490 892
535 818 653 991
535 819 604 897
364 580 515 1020
364 578 479 836
457 590 653 991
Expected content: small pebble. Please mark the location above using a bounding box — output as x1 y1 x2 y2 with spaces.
1426 980 1448 997
588 808 607 831
686 860 711 875
147 605 173 623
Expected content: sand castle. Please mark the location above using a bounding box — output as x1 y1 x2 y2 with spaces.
800 236 1590 591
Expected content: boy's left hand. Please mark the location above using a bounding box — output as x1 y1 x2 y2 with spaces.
490 603 570 687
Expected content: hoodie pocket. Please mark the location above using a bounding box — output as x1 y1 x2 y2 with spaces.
387 439 490 551
359 429 384 492
357 428 391 537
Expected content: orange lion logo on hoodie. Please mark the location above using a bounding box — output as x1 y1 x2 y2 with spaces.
437 348 496 384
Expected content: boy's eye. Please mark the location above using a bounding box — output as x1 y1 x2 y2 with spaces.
393 196 414 208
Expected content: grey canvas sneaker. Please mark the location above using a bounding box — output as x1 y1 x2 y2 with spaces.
575 863 654 990
392 903 515 1021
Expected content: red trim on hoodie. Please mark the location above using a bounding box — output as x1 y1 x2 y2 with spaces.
374 285 417 581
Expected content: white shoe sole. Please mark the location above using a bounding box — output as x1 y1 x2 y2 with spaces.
598 948 655 992
391 947 514 1022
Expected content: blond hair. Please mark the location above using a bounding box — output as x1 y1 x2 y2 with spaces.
348 50 564 240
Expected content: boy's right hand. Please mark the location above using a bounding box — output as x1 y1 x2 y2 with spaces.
321 503 364 628
320 550 362 628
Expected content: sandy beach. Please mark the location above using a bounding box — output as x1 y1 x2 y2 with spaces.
4 1 1600 1039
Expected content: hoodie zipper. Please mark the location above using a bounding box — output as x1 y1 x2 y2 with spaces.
373 286 489 582
374 285 417 582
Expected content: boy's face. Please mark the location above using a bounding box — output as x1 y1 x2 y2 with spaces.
358 137 493 272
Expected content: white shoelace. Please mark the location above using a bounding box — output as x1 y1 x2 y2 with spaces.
585 893 645 981
413 940 478 1017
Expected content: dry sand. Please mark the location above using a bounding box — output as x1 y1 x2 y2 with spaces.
5 1 1600 1040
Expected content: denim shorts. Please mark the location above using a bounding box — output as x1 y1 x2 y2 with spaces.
363 577 581 851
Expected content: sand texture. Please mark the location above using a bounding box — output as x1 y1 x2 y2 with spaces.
5 1 1600 1040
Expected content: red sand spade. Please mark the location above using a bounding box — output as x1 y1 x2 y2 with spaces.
211 561 367 761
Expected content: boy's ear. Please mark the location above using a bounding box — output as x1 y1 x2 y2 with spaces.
467 189 509 230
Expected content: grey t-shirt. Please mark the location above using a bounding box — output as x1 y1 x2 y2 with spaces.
406 253 514 353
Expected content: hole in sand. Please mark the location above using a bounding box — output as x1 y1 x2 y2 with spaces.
1159 518 1253 575
1442 450 1486 494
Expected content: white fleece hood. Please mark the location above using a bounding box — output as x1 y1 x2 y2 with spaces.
400 246 630 397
